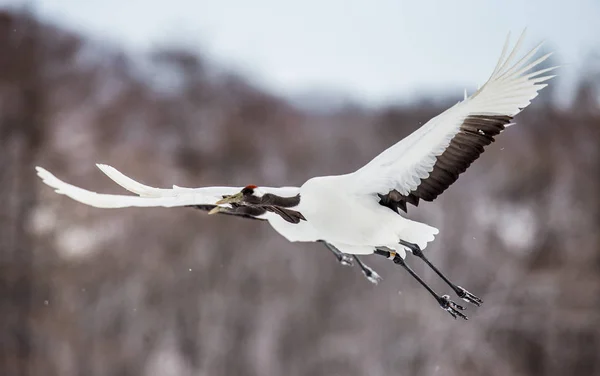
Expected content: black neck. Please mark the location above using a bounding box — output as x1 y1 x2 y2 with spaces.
261 193 301 208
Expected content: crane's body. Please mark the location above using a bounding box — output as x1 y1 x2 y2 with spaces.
37 31 556 319
299 175 437 252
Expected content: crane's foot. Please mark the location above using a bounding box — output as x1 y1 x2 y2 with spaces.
361 265 382 285
439 295 468 320
455 286 483 307
321 241 354 267
337 253 354 267
352 255 382 284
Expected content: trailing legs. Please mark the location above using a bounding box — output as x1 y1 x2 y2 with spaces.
374 248 467 320
399 240 483 307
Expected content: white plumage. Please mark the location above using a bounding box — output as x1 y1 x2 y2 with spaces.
37 31 557 318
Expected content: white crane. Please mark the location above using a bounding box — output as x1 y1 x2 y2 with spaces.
37 31 556 319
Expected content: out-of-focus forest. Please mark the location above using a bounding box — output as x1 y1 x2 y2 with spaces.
1 8 599 376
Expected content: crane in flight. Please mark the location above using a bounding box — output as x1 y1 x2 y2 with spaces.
37 31 556 319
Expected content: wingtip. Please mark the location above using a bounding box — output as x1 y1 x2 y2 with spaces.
35 167 65 194
516 28 528 45
96 163 111 171
35 166 52 180
518 27 527 38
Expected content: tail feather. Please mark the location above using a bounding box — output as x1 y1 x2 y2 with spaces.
398 219 439 253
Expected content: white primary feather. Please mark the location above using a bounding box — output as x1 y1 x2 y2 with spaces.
95 164 178 198
96 163 301 199
349 30 557 197
36 166 298 209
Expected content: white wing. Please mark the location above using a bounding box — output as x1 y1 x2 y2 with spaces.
36 165 299 209
348 31 556 211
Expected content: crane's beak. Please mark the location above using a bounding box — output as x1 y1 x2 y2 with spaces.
208 206 225 215
214 192 244 206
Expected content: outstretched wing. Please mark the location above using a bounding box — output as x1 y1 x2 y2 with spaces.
349 31 557 213
36 165 299 220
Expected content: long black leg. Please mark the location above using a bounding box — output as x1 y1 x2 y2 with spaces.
353 255 382 285
399 240 483 307
374 249 467 320
320 241 354 266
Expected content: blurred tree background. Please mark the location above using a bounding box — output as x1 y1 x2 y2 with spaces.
1 7 599 376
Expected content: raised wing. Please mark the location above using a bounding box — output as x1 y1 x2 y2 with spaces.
349 31 557 212
36 165 299 219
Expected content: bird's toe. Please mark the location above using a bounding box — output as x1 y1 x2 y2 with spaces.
439 294 468 320
455 286 483 307
338 253 354 267
362 268 382 285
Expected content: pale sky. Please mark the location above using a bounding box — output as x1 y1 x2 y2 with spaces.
3 0 600 106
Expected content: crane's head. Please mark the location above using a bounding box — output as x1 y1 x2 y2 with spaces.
213 185 263 207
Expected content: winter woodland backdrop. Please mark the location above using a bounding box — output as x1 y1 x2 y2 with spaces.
1 8 600 376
